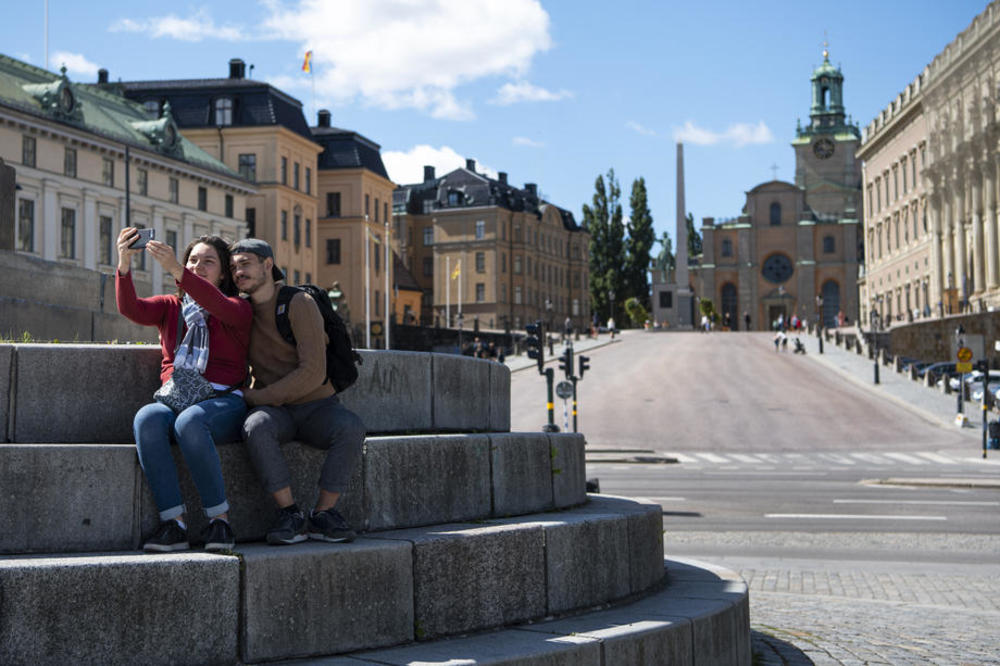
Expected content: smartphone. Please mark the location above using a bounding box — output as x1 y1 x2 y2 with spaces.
129 228 155 249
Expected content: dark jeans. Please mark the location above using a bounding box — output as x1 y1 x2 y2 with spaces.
242 395 366 496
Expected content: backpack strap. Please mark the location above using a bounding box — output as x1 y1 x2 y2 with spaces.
275 285 299 346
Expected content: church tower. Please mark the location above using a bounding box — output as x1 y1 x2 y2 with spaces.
792 47 862 222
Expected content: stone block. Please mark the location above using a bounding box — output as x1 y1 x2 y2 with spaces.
489 433 553 516
351 629 599 665
240 540 413 662
340 350 433 433
432 353 490 431
0 444 139 554
363 435 491 531
0 552 239 665
0 345 12 442
548 432 587 508
489 361 511 431
374 522 547 639
12 344 160 443
635 589 749 666
576 495 665 594
139 440 364 544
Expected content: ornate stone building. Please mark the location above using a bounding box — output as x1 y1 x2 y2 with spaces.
692 50 862 328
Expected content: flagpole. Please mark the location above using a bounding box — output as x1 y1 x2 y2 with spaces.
365 214 371 348
445 256 450 328
458 256 462 319
384 217 390 350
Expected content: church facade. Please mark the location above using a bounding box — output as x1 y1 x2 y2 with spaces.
691 51 862 330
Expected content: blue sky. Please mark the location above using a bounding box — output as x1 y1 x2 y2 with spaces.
1 0 990 245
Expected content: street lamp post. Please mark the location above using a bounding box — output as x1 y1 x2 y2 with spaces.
871 307 880 385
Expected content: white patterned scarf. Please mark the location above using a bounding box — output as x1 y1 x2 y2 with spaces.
173 294 210 373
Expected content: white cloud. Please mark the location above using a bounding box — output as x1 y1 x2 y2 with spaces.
382 144 497 184
513 136 544 148
491 81 572 105
262 0 553 119
672 120 774 147
51 51 100 77
109 9 246 42
625 120 656 136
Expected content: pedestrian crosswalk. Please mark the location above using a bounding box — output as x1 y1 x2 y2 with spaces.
659 450 976 467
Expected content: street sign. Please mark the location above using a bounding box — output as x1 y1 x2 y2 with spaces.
555 381 573 400
957 346 973 362
957 362 973 373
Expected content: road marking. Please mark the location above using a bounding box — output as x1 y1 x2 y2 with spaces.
730 453 761 464
833 499 1000 506
638 496 687 502
915 452 959 464
765 513 946 521
849 452 889 465
666 453 700 464
883 452 926 465
695 452 729 463
818 453 855 465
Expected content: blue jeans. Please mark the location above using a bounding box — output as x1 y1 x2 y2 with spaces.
134 394 246 521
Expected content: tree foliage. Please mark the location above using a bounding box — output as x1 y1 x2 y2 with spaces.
584 169 625 323
625 177 655 311
686 212 702 258
624 296 649 326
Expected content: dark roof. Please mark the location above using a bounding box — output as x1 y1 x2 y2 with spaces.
119 77 314 141
392 251 422 292
394 167 582 231
311 125 389 179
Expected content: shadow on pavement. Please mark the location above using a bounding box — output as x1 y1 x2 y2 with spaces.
751 629 814 665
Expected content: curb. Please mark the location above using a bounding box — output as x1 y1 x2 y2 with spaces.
863 477 1000 489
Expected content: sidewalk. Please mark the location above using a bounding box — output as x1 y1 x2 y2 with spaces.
504 330 623 373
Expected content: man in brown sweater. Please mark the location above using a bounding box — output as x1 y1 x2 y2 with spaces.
230 239 366 545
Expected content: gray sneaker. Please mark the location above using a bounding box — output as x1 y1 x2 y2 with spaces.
308 508 356 543
266 507 307 545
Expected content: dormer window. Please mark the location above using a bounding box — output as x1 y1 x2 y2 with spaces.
448 191 461 206
143 100 160 118
214 97 233 126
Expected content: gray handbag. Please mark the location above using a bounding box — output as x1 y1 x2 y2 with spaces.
153 309 240 413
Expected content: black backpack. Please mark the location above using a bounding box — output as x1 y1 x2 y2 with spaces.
275 284 362 393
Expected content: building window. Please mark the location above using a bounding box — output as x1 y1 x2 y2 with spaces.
867 184 873 218
246 208 256 237
169 177 179 204
326 192 341 217
98 215 114 265
374 235 381 274
22 135 35 167
214 97 233 126
374 198 379 222
238 154 256 181
823 235 835 254
305 167 312 194
901 157 908 194
423 227 434 246
448 191 461 206
166 230 177 253
198 187 207 211
514 285 522 304
475 220 485 239
365 194 370 217
326 238 341 264
721 239 733 257
476 283 485 302
305 219 312 247
423 257 433 276
769 202 781 226
60 207 76 258
305 272 311 284
501 252 506 273
17 199 34 252
514 255 522 274
876 178 882 211
281 157 288 185
293 162 300 190
137 168 148 196
281 210 288 240
64 147 76 177
102 157 114 187
475 251 485 273
294 270 301 286
293 212 301 249
384 202 388 224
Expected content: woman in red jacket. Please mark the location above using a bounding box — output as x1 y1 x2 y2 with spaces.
116 228 252 553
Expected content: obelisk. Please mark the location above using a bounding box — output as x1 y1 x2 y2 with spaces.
675 142 693 328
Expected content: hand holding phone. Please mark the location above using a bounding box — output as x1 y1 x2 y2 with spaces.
129 228 155 249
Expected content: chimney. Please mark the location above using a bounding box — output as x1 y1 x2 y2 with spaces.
498 172 508 185
317 109 331 128
228 58 246 79
97 68 108 85
525 183 538 198
423 165 436 182
466 158 476 172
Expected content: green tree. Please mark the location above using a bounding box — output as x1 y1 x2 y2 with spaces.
624 296 649 327
686 212 702 258
625 177 655 311
584 168 625 323
654 231 675 277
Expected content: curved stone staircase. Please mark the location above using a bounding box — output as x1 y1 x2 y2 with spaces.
0 344 749 665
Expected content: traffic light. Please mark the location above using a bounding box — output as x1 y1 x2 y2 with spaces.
525 320 544 373
578 354 590 379
558 347 573 378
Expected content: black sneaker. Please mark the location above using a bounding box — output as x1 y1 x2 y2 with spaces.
143 520 190 552
308 508 356 543
203 518 235 553
266 506 307 545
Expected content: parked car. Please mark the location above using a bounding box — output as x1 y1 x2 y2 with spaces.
971 383 1000 403
920 362 956 382
946 370 1000 391
902 359 931 373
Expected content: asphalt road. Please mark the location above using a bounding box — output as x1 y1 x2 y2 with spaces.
510 331 1000 665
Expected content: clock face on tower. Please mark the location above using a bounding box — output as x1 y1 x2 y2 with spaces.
813 138 835 159
762 254 794 284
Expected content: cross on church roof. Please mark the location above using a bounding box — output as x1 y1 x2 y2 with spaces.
770 164 779 180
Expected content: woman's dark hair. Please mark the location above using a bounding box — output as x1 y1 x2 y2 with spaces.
176 235 238 298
